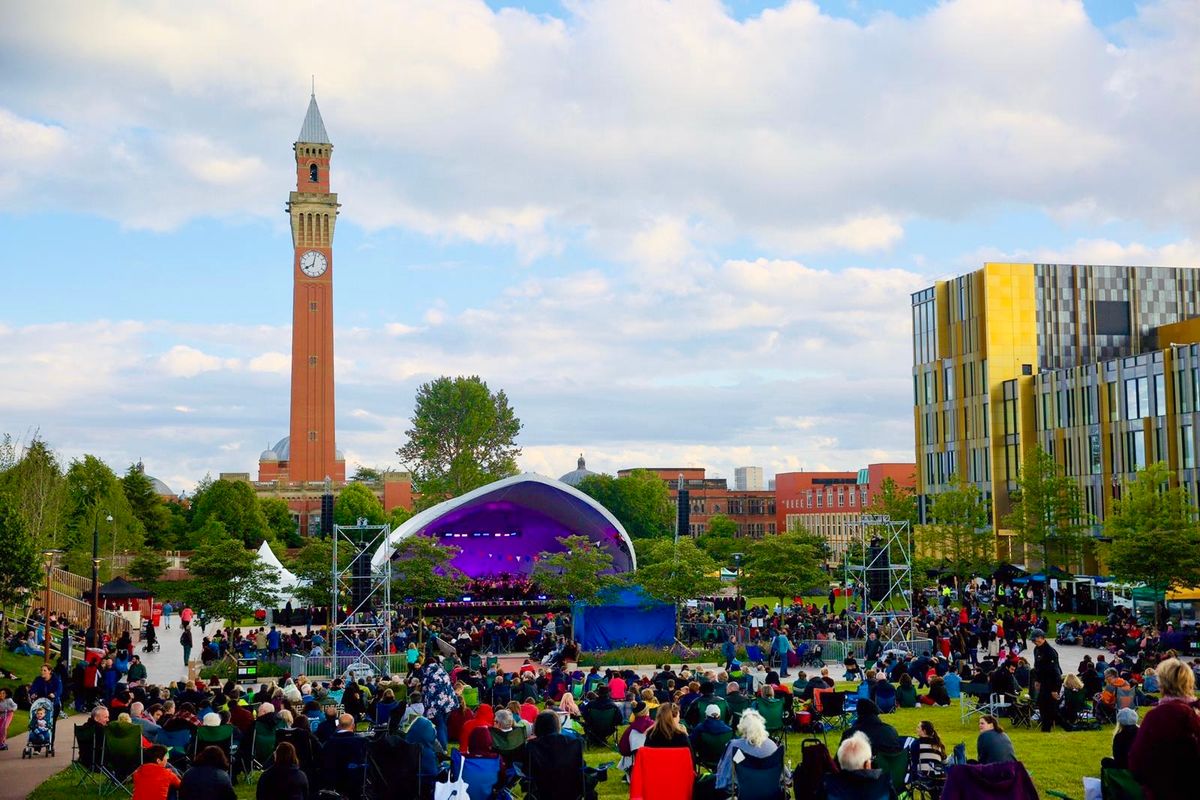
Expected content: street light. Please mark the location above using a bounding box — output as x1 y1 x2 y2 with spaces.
42 549 62 663
90 508 113 647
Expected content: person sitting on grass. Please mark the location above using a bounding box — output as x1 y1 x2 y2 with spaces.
1106 707 1139 770
975 715 1016 765
690 704 732 746
840 699 903 755
256 741 308 800
1059 673 1090 729
910 720 946 778
131 744 182 800
924 675 951 707
896 674 918 708
823 731 897 799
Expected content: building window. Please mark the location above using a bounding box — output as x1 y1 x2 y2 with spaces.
816 492 823 508
1183 424 1195 470
1089 433 1101 475
849 490 856 506
1125 377 1150 420
309 163 319 182
1178 370 1194 414
310 301 318 311
308 356 318 366
1127 430 1146 470
308 431 318 441
1155 373 1167 417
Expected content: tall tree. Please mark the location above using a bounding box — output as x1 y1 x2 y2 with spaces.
576 470 674 539
531 535 623 619
865 476 919 528
62 455 144 578
1003 446 1090 577
924 474 994 585
191 478 272 548
127 551 169 584
290 538 340 608
0 498 42 621
181 542 281 626
349 466 383 482
739 532 825 608
260 497 301 547
122 464 173 549
333 482 386 526
1105 461 1200 600
390 537 466 644
696 514 741 566
0 436 67 551
397 376 522 509
636 537 722 635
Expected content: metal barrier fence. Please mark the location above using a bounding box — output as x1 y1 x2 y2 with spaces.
289 653 412 680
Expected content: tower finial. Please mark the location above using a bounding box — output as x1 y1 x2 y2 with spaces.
311 74 315 96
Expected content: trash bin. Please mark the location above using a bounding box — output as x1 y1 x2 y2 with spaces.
151 608 162 627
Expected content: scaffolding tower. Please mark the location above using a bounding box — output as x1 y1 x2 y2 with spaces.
844 514 914 652
331 520 393 680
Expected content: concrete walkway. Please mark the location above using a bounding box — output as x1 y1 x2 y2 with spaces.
0 713 77 799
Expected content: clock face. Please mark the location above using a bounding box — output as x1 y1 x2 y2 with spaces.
299 250 328 277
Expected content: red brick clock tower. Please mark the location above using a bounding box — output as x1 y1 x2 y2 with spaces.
259 93 346 484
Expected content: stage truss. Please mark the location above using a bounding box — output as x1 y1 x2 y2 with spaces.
844 514 914 652
331 521 393 680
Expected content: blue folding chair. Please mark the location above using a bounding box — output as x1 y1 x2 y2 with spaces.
745 645 766 664
732 747 786 800
452 750 509 800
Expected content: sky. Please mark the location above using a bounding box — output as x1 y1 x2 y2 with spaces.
1 0 1198 494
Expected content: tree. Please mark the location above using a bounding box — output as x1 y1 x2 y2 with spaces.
1003 446 1090 577
1105 461 1200 601
696 514 741 566
181 541 281 625
866 477 918 528
576 470 674 539
290 538 339 608
739 532 825 608
390 537 466 644
388 506 414 530
62 455 145 578
191 478 272 548
786 518 832 564
333 482 386 526
260 497 301 547
923 474 994 585
122 464 174 549
128 551 169 584
0 499 41 619
531 535 623 635
397 376 522 509
636 537 722 635
350 466 383 483
0 436 66 551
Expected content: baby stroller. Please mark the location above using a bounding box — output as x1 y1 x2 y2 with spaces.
22 697 56 758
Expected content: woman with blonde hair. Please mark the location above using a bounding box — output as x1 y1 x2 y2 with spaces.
715 709 777 789
1129 657 1200 800
643 701 689 748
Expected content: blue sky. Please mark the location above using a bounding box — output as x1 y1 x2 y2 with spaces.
2 0 1198 493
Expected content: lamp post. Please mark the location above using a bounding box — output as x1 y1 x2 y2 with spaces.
90 508 112 647
732 552 744 643
42 549 62 663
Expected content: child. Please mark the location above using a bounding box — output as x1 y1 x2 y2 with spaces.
0 688 16 751
131 744 181 800
28 706 51 746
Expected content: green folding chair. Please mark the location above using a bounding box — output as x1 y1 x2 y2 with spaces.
873 748 909 795
193 723 236 773
462 685 480 709
70 723 103 790
1102 766 1145 800
100 722 144 796
692 729 733 773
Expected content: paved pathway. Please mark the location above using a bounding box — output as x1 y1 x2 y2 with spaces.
0 712 77 799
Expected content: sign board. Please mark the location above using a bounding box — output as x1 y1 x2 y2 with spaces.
236 655 258 682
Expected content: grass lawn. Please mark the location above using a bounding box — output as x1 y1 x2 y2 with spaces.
28 697 1120 799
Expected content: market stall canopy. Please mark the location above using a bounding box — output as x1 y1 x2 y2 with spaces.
86 577 153 600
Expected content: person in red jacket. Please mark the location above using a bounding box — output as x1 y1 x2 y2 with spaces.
1129 657 1200 800
132 744 182 800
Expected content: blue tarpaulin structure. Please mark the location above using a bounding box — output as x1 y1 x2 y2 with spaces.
572 586 676 651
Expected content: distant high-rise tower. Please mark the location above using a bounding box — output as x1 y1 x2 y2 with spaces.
259 93 346 484
734 466 765 491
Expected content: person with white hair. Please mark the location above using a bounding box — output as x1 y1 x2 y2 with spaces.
823 731 897 799
715 709 778 789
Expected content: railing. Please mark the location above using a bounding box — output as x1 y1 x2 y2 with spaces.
44 567 133 639
288 653 411 681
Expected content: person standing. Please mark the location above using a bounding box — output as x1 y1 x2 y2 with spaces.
162 602 173 629
1030 628 1062 732
180 624 193 668
722 636 738 672
180 606 193 627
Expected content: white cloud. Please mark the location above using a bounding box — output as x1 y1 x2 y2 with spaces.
159 345 230 377
248 351 290 374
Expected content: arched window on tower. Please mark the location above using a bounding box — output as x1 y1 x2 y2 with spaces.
309 163 319 182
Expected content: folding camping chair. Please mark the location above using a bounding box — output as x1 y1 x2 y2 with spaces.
958 682 992 724
731 747 786 800
99 721 144 796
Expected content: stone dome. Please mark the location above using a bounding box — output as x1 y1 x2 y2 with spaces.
558 454 597 487
146 475 173 496
262 436 344 462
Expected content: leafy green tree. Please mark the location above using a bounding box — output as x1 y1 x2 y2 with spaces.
0 436 66 550
866 476 919 528
786 519 832 563
391 537 466 643
62 455 144 578
636 537 722 635
350 466 383 482
397 376 522 509
334 482 386 526
388 506 414 530
122 464 174 549
697 514 740 566
1105 461 1200 600
191 479 272 548
924 474 994 585
260 497 301 547
127 551 169 584
739 532 825 608
1003 446 1090 578
577 470 673 539
290 538 341 608
532 535 623 635
0 499 42 619
181 542 281 625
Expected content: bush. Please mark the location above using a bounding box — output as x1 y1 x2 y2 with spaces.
577 644 748 667
198 657 287 681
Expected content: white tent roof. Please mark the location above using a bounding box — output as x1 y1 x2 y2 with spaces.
256 541 305 607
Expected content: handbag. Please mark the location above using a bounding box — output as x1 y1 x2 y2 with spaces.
435 754 471 800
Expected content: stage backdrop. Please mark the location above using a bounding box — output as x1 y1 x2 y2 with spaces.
572 587 676 651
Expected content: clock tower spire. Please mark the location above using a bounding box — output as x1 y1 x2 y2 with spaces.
275 91 344 484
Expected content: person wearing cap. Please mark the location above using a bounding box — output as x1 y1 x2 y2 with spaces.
1030 628 1062 732
690 702 732 746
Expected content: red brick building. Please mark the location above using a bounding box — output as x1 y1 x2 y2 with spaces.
619 467 778 539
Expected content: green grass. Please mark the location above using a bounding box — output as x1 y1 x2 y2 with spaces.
577 645 733 667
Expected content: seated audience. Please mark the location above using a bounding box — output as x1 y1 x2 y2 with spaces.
975 715 1016 765
823 731 897 799
715 709 778 790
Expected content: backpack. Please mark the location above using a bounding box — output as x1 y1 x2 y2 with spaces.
794 737 837 800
